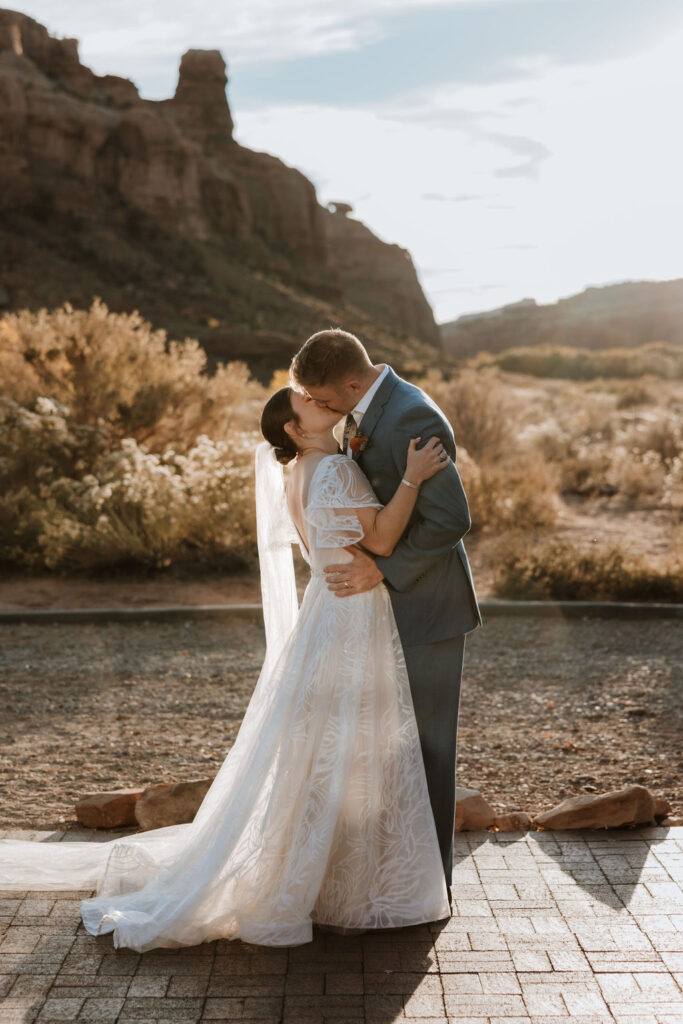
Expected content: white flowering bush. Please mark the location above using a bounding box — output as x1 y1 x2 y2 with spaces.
0 301 266 571
0 398 258 571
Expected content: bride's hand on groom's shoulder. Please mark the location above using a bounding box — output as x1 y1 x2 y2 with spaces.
405 435 449 485
324 546 384 597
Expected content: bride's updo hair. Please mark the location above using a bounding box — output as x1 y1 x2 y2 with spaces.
260 386 301 465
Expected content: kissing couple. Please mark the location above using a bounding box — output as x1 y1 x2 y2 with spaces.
0 328 482 951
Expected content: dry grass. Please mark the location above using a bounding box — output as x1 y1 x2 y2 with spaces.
471 341 683 380
455 448 560 534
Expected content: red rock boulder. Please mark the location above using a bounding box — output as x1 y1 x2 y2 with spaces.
75 788 145 828
135 777 215 830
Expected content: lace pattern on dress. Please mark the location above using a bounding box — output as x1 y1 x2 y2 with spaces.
303 454 382 548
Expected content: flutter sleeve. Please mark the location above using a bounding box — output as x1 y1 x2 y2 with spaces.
304 454 383 548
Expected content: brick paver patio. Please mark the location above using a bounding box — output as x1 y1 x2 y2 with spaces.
1 826 681 1023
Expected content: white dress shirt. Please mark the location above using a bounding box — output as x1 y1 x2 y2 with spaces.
351 363 390 428
344 364 389 456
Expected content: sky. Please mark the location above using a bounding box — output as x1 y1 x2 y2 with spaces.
15 0 683 323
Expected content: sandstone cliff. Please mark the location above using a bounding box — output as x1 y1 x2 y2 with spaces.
0 10 441 377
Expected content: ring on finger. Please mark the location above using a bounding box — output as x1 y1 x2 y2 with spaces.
344 581 350 588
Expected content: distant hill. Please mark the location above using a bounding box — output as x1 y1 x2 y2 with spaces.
0 10 441 379
440 279 683 358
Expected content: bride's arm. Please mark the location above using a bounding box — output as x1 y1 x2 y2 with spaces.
353 437 447 557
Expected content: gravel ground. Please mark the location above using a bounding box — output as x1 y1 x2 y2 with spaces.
0 615 680 830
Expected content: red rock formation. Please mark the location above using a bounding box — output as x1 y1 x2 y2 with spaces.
325 206 440 348
167 49 235 151
0 9 441 372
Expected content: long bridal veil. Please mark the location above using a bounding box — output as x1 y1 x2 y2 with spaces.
0 442 299 904
253 440 299 675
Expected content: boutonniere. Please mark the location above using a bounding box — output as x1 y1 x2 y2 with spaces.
349 434 371 454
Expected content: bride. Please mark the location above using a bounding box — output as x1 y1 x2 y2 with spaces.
0 385 451 951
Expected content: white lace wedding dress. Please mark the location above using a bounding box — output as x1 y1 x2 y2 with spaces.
0 444 450 951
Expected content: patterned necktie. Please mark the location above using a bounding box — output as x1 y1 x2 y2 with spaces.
342 413 357 456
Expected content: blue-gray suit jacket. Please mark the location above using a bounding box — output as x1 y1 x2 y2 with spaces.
351 366 483 645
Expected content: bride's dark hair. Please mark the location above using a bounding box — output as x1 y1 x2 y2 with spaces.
260 386 301 465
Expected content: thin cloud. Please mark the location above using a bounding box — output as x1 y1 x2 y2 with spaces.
387 105 506 130
478 130 553 179
16 0 545 76
500 95 538 107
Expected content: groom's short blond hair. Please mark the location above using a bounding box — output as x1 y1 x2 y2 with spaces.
291 329 372 388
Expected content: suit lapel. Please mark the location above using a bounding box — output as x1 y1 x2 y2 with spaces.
352 365 400 461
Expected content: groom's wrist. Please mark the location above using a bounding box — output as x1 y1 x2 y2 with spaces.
365 553 384 586
373 554 391 585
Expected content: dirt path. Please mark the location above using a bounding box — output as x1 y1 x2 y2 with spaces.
0 572 265 611
0 616 679 831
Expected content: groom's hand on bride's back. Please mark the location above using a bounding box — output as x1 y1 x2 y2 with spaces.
324 545 384 597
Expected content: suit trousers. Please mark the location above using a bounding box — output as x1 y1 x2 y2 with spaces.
401 633 466 890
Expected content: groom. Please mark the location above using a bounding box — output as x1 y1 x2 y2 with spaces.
290 329 483 909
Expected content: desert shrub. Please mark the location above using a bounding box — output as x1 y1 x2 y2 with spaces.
636 416 682 467
457 448 559 533
415 370 559 531
605 447 667 501
417 368 519 462
491 536 683 602
664 456 683 511
0 297 263 450
533 409 681 505
0 301 266 572
615 381 656 408
421 365 681 512
534 426 613 495
472 342 683 380
269 369 292 393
